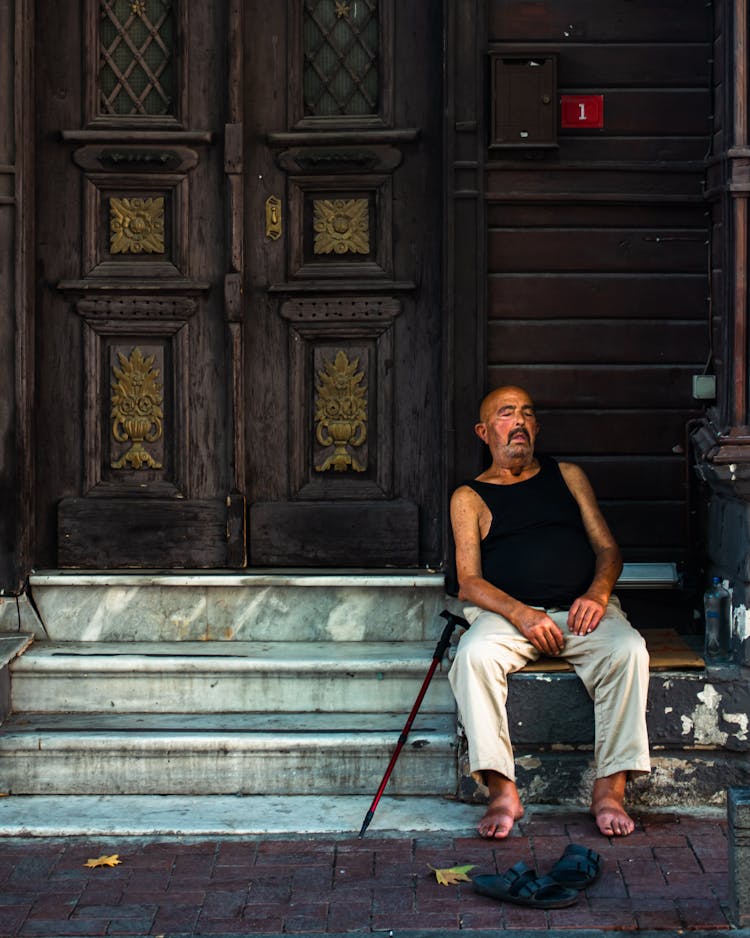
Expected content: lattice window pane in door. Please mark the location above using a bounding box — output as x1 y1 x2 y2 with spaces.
303 0 379 116
99 0 176 116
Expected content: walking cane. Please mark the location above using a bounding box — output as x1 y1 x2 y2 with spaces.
358 609 468 838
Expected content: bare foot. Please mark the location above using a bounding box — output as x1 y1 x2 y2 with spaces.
591 773 635 837
479 772 524 839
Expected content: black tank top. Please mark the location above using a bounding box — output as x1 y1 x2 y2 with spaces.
463 456 595 608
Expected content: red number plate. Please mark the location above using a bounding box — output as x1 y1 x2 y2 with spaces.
560 94 604 129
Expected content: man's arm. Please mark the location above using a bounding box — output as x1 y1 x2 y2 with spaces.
559 462 623 635
451 485 566 656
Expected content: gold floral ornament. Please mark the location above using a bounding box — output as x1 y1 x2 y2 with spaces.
313 198 369 255
130 0 146 15
111 347 164 470
110 196 165 255
315 350 367 472
335 0 351 17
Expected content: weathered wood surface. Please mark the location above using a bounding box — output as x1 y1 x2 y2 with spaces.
479 0 711 564
20 0 720 577
249 500 419 566
58 498 238 568
33 3 234 569
0 6 17 587
489 1 711 42
243 1 443 566
489 273 707 320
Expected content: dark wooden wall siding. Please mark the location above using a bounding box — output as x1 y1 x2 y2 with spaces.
707 0 731 421
486 1 712 564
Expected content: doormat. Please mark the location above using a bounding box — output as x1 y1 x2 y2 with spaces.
523 628 704 673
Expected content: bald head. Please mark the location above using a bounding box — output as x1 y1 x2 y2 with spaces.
478 386 535 424
474 385 538 471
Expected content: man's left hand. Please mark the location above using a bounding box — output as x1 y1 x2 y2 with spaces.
567 595 606 635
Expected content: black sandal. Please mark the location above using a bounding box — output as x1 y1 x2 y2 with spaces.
473 861 579 909
546 843 603 890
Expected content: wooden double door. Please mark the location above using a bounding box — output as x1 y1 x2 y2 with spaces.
36 1 444 569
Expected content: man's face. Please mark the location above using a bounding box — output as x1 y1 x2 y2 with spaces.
475 387 538 463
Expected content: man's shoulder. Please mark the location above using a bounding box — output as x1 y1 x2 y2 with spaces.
450 481 491 517
557 461 598 502
451 480 482 501
557 460 586 481
450 483 489 539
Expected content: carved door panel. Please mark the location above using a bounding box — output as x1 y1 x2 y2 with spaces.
243 1 444 566
36 2 244 569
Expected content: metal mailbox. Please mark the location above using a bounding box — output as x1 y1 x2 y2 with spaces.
489 52 558 149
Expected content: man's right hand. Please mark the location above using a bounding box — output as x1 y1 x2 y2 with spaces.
515 607 565 656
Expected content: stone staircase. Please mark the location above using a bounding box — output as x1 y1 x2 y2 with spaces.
1 568 749 820
0 572 459 798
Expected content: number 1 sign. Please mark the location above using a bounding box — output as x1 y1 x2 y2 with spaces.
560 94 604 128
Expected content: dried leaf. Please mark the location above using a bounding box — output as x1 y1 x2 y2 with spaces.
428 863 476 886
84 854 122 869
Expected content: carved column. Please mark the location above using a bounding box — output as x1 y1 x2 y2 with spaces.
692 0 750 664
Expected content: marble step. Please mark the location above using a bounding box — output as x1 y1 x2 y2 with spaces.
25 565 673 643
0 793 481 837
28 570 450 642
0 792 721 838
9 641 455 714
0 711 458 796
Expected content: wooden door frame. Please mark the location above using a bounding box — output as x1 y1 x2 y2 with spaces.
1 0 36 593
443 0 487 498
226 0 245 503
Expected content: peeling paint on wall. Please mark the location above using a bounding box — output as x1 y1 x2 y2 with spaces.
690 684 729 745
735 604 750 642
725 712 749 741
458 659 750 807
629 757 726 807
516 755 542 769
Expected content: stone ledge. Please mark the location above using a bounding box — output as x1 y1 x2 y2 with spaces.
29 569 446 588
0 595 46 639
0 633 34 722
0 714 458 796
458 748 750 808
27 572 456 642
0 634 34 670
0 793 479 837
9 640 456 714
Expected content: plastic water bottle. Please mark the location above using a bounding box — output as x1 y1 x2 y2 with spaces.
703 576 732 665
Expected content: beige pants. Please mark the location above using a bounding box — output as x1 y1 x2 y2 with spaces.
448 596 651 785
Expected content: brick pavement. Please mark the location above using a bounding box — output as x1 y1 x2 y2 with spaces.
0 810 731 936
